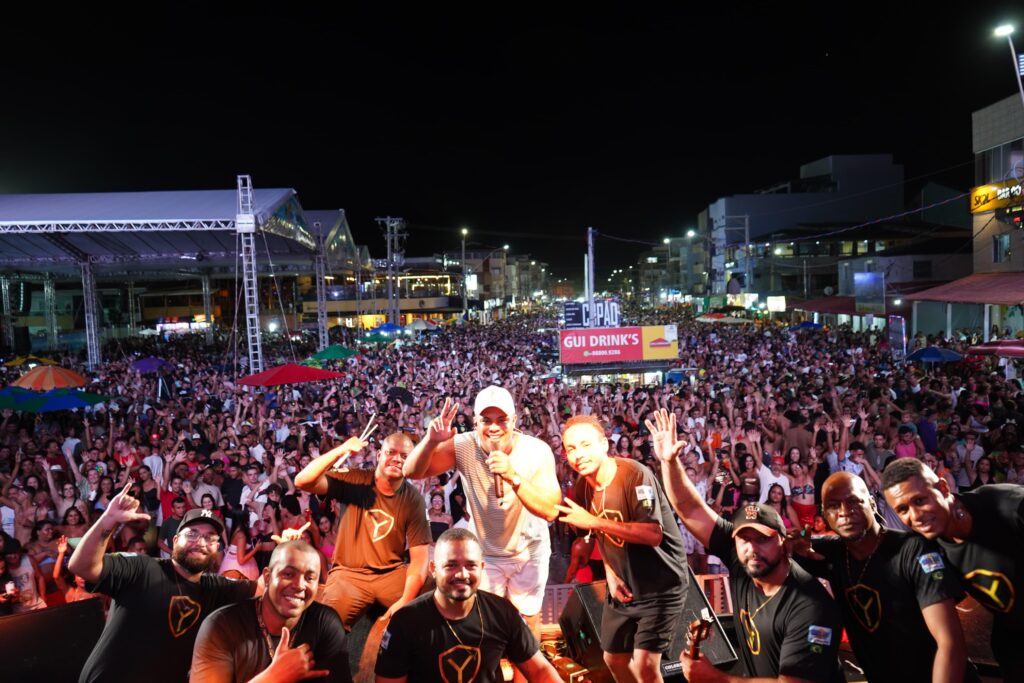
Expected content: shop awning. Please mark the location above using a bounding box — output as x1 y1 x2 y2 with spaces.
793 296 858 315
904 273 1024 306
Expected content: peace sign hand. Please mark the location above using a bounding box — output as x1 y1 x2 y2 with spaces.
426 398 459 444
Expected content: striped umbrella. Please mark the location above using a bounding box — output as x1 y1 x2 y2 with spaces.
11 366 89 390
966 340 1024 358
3 355 58 367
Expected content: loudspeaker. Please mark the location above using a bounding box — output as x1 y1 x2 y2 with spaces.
13 326 31 354
559 568 738 682
16 282 32 315
0 597 104 682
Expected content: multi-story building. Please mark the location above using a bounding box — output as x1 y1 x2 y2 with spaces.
907 95 1024 339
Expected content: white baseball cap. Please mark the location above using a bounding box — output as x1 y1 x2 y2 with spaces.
474 386 516 417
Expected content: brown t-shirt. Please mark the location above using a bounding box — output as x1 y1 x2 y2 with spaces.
324 470 431 573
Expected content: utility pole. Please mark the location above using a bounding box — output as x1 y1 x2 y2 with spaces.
587 226 596 327
803 258 809 300
461 228 468 319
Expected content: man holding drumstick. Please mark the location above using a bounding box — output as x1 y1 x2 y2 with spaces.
295 416 432 631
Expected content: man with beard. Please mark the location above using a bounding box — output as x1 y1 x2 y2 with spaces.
794 471 973 683
646 409 843 683
404 389 561 643
191 541 351 682
295 432 431 629
883 458 1024 680
70 484 258 683
556 415 688 683
374 528 561 683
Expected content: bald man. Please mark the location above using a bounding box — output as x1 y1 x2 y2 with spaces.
793 472 974 683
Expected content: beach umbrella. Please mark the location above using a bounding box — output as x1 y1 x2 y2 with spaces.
371 323 403 334
311 345 357 361
131 356 172 373
22 389 115 413
407 319 433 331
12 366 88 390
238 363 345 387
0 386 41 410
966 340 1024 358
3 355 57 367
906 347 964 363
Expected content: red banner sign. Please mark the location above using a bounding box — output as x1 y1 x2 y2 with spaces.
559 327 644 363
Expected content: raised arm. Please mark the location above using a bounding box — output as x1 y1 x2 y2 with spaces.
293 437 368 495
403 398 458 479
645 409 718 547
68 481 151 583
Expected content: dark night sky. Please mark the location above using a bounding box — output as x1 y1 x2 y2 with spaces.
1 3 1021 278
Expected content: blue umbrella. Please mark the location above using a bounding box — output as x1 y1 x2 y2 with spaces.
788 321 823 331
906 347 963 364
371 323 403 334
131 356 171 373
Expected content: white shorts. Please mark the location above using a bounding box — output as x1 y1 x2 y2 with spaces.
480 550 549 617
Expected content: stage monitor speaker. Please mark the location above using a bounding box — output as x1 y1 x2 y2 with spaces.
16 282 33 315
559 567 738 682
0 597 104 682
13 326 31 354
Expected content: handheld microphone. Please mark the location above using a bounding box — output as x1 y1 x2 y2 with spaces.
488 437 505 499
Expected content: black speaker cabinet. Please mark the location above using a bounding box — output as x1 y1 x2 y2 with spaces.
559 567 738 682
0 597 105 682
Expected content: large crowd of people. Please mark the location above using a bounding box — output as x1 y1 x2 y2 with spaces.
1 308 1023 681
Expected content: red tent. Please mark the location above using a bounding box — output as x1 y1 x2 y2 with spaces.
238 363 345 387
966 340 1024 358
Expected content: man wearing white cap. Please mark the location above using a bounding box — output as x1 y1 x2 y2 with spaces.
405 386 561 643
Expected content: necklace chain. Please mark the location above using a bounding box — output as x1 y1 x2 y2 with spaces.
441 596 485 650
747 583 782 623
845 529 885 586
256 596 306 660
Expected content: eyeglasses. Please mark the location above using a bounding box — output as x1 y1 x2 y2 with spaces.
179 528 221 546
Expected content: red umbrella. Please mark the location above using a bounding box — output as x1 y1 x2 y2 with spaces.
237 363 345 387
966 340 1024 358
12 366 89 390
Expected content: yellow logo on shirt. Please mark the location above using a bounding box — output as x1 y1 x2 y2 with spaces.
366 509 395 542
963 569 1015 613
438 644 481 683
844 584 882 633
168 595 202 638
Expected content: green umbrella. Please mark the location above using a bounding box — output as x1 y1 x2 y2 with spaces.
356 333 393 344
311 345 357 361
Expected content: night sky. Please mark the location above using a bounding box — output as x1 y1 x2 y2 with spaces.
1 3 1021 278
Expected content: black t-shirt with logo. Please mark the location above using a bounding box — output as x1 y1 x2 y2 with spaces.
191 598 351 682
325 469 432 572
80 554 255 683
708 518 843 682
570 457 688 611
939 485 1024 629
804 531 974 683
375 590 537 682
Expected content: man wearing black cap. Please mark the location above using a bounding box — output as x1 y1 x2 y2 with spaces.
70 483 258 683
647 409 843 682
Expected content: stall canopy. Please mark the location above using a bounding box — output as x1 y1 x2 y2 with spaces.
905 273 1024 306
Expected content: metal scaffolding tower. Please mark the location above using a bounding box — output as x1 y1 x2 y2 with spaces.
313 223 329 350
127 282 138 336
375 217 406 326
44 279 58 351
201 274 214 346
0 277 13 353
237 175 264 374
80 261 101 370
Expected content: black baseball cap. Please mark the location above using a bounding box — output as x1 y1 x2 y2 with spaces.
731 503 786 538
178 508 225 536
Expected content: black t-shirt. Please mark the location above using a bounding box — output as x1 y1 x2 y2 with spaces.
221 477 244 508
804 531 972 683
80 554 255 683
570 458 688 611
707 518 843 682
940 485 1024 628
191 598 352 682
375 590 537 682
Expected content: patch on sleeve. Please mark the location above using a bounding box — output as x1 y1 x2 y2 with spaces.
807 625 833 646
380 628 392 650
635 485 655 509
917 552 945 574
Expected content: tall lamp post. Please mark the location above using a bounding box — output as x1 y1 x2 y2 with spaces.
460 228 469 319
995 25 1024 111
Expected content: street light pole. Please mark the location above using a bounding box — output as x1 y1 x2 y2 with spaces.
995 25 1024 111
461 228 468 319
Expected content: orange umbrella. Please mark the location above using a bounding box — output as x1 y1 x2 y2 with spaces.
11 366 89 391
